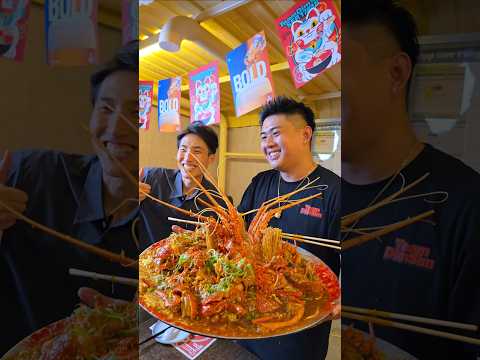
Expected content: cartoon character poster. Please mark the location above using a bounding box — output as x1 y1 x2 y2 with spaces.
0 0 30 62
276 0 341 88
189 61 220 126
122 0 138 45
158 77 181 132
139 80 153 130
226 31 275 117
45 0 99 66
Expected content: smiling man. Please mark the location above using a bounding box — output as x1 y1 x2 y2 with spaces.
0 41 139 355
139 122 223 248
237 96 340 360
341 1 480 359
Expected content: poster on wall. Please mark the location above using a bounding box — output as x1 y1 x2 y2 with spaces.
275 0 341 88
158 77 181 132
0 0 31 62
139 80 153 130
122 0 138 44
189 61 220 126
226 31 275 117
45 0 99 66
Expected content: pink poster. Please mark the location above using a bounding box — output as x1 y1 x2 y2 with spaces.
226 31 275 117
45 0 99 66
0 0 30 62
189 61 220 126
122 0 138 45
139 80 153 130
276 0 341 88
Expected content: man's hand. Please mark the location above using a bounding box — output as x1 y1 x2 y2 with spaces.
171 225 190 234
330 302 341 320
138 168 151 202
78 287 129 307
0 150 28 231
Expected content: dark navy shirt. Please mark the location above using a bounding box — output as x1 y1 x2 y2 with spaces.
237 165 341 360
139 168 224 249
0 150 138 355
342 144 480 359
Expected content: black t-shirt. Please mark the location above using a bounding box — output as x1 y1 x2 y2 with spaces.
237 165 341 360
342 144 480 359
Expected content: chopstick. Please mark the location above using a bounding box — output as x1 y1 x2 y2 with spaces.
341 173 430 227
283 233 340 245
343 306 478 332
69 268 138 287
0 199 137 267
139 326 172 346
343 311 480 346
342 210 435 250
282 235 341 250
104 104 139 134
168 216 203 226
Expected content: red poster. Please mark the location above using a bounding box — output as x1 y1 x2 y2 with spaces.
276 0 341 88
0 0 31 62
189 61 220 125
139 80 153 130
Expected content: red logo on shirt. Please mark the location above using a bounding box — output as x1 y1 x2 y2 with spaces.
383 238 435 270
300 205 322 219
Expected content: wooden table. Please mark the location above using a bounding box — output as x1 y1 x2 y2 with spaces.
139 317 260 360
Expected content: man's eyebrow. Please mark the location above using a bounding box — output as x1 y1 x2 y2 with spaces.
261 126 280 135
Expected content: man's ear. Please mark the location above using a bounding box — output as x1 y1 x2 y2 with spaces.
207 153 216 166
304 126 313 145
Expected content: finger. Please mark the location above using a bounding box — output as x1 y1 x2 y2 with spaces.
78 287 127 307
0 201 27 214
0 187 28 203
139 167 144 179
0 150 12 184
0 218 16 231
171 225 187 234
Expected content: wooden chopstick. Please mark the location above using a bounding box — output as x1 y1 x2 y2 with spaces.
168 216 202 226
342 210 435 250
282 235 341 250
341 173 430 227
69 268 138 287
343 311 480 346
104 104 139 134
0 200 137 267
343 306 478 332
283 233 340 245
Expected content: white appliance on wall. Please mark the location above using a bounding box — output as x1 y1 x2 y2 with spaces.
313 118 341 176
409 33 480 172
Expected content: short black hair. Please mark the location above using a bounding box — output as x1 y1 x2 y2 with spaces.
177 122 219 155
343 1 419 96
260 96 316 134
90 40 139 105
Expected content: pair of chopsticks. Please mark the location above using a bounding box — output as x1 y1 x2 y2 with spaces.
343 306 480 346
282 232 341 250
167 217 341 250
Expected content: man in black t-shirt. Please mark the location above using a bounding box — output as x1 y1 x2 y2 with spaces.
237 96 341 360
342 2 480 359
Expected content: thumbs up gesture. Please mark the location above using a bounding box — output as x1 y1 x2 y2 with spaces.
0 150 28 231
138 168 151 203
